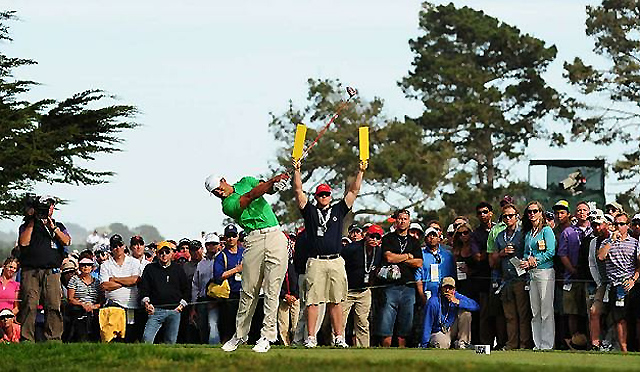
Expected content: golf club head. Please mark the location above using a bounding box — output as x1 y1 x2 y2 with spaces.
273 178 291 192
346 86 358 98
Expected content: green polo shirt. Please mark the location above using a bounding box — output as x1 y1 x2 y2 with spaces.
222 176 279 232
486 221 507 253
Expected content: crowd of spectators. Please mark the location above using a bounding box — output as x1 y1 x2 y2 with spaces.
1 194 640 352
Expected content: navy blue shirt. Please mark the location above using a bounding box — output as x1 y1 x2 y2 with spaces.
341 240 383 290
213 247 244 294
495 227 525 282
300 199 350 257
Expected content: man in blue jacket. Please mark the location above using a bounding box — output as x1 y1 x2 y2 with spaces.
421 277 479 349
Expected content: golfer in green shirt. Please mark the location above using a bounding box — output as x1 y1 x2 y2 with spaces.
205 172 290 353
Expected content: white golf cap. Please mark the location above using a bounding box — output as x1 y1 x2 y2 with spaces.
204 174 223 193
204 232 220 244
425 227 439 236
409 223 424 232
632 214 640 222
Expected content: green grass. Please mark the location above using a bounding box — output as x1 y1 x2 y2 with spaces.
1 343 639 372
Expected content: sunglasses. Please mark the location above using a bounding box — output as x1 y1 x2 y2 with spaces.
158 248 171 255
458 230 470 236
0 316 14 320
614 222 629 227
367 234 382 240
503 213 517 220
226 233 238 238
79 263 93 267
477 209 490 215
427 233 439 238
316 192 331 198
526 209 540 214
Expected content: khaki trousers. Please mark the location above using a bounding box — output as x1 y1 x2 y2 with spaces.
429 310 472 349
502 281 532 349
341 289 372 347
19 268 63 341
234 228 288 342
277 298 300 345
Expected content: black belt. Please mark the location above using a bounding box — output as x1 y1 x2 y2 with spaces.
312 254 340 260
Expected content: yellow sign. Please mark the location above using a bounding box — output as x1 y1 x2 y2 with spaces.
292 124 307 160
359 126 369 161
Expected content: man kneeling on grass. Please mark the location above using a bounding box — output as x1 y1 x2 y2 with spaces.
421 277 479 349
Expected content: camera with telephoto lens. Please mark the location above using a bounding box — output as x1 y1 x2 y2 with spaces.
24 193 55 220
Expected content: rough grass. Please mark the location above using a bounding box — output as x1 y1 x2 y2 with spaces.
1 343 639 372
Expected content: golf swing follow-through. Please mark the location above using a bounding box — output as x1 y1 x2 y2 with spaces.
205 86 368 352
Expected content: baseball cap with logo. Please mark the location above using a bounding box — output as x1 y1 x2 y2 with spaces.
314 183 331 195
109 234 124 249
366 224 384 235
224 224 239 237
552 200 570 212
156 241 175 253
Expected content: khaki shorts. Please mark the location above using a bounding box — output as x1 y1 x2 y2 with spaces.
305 257 347 305
562 282 585 315
586 285 607 315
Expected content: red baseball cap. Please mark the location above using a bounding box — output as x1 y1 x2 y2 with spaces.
315 183 332 195
366 224 384 235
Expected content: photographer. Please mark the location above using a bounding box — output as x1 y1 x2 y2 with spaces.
17 195 72 342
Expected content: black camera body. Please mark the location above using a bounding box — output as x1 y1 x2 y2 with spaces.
24 193 54 220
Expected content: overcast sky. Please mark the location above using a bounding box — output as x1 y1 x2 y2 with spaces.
2 0 615 240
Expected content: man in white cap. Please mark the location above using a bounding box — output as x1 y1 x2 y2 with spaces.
408 223 425 243
191 232 222 344
205 172 290 352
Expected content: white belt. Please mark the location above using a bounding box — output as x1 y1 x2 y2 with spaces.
249 225 280 235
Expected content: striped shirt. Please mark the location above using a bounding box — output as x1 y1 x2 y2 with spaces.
68 275 101 304
602 236 639 286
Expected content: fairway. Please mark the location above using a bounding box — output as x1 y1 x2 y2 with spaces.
1 344 639 372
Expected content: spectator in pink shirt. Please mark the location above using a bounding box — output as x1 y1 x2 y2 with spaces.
0 257 20 315
0 308 20 343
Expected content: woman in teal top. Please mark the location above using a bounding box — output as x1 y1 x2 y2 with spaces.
520 201 556 350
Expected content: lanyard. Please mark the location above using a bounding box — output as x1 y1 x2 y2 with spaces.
364 246 376 274
316 206 332 235
439 297 451 330
504 229 516 244
397 235 408 253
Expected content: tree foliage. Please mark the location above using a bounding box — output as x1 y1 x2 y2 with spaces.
564 0 640 210
0 11 138 218
401 2 569 192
